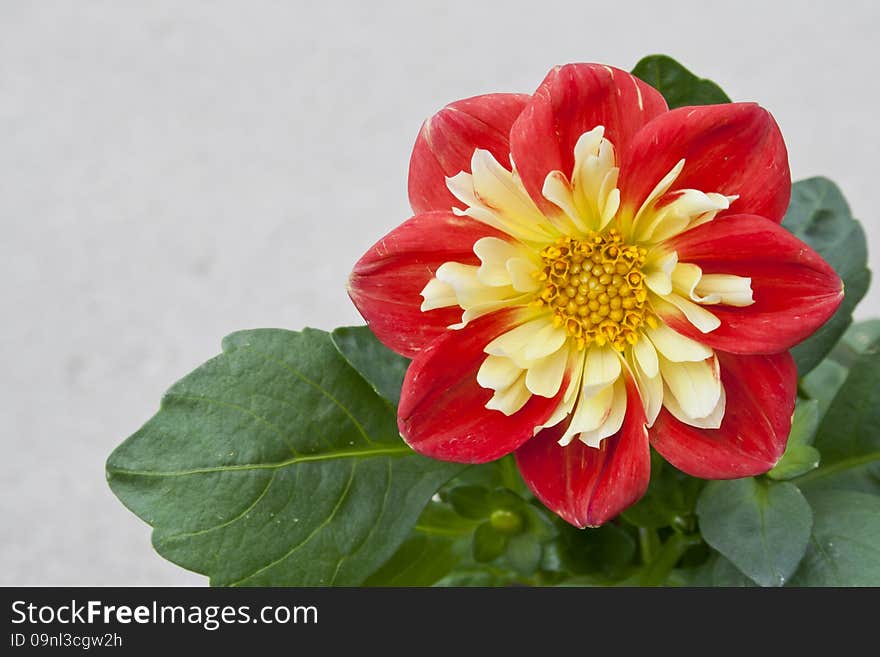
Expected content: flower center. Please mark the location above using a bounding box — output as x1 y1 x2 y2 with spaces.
535 229 655 351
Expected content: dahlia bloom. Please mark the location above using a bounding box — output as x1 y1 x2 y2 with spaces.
348 63 843 527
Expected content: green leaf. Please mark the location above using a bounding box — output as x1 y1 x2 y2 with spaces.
767 400 821 480
710 554 758 587
554 523 637 577
842 318 880 356
797 339 880 495
800 358 849 417
330 325 409 405
696 478 813 587
622 452 703 530
782 177 870 374
790 490 880 586
435 569 516 587
631 55 731 109
106 328 460 586
447 486 491 520
363 534 459 586
364 501 475 586
506 534 543 576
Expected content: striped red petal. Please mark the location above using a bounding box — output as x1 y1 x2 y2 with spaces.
398 310 567 464
510 63 667 215
650 351 796 478
408 93 530 214
348 211 505 358
515 376 650 528
660 214 844 354
619 103 790 223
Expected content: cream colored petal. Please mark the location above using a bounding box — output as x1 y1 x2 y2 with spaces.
646 322 713 362
420 277 458 311
541 171 585 234
654 292 721 333
525 344 570 398
633 158 685 236
582 344 622 393
658 354 721 420
470 149 544 219
632 335 659 377
473 237 522 287
663 380 726 429
476 354 523 391
597 171 621 230
446 171 553 243
436 262 515 309
643 249 678 296
485 316 553 358
534 349 585 433
469 149 558 239
485 373 531 416
507 257 540 293
457 293 532 327
671 262 712 302
558 381 615 446
649 190 731 242
522 321 568 361
445 170 481 207
645 270 673 296
695 274 754 307
629 348 663 427
571 127 621 232
578 377 628 448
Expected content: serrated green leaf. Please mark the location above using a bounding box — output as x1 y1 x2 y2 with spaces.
631 55 731 108
696 478 812 587
768 399 821 480
782 178 870 374
330 325 409 405
789 490 880 586
797 340 880 495
106 328 460 586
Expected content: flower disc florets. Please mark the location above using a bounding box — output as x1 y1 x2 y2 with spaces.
536 230 655 352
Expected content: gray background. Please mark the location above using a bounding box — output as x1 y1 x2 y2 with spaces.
1 0 877 585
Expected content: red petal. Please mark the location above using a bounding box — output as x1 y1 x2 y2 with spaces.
398 310 567 464
620 103 790 223
650 351 796 478
515 377 650 528
510 63 667 214
408 93 530 214
660 214 844 354
348 211 505 358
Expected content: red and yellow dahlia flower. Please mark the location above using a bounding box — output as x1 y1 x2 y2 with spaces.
348 63 843 528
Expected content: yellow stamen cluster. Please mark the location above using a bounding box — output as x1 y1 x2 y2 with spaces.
534 230 656 351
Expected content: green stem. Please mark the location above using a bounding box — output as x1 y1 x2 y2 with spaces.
499 455 520 491
638 527 661 565
638 534 702 587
